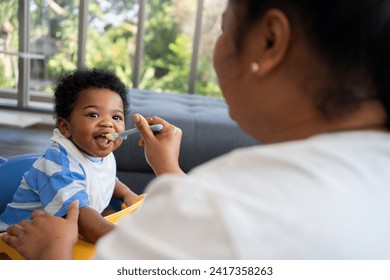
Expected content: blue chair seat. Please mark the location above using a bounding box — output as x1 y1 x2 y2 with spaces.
0 154 40 214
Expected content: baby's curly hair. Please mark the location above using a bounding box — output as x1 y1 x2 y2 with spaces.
54 68 129 120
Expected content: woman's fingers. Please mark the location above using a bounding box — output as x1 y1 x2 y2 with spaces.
66 200 79 223
6 223 24 237
2 233 19 248
30 210 46 219
133 114 155 140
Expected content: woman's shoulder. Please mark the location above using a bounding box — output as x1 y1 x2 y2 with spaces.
189 130 390 178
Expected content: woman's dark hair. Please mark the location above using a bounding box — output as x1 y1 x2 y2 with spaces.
231 0 390 127
54 68 129 120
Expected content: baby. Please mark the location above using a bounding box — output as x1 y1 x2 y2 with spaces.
0 68 137 243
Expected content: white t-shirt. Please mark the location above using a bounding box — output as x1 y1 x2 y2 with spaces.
95 131 390 259
51 129 117 213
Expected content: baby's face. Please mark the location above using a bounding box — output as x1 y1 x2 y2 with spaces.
62 88 126 157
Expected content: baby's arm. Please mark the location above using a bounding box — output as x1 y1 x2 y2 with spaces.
113 180 138 207
77 206 114 244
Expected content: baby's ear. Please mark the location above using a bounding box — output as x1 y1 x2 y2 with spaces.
57 117 71 138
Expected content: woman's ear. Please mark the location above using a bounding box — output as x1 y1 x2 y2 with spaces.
252 8 291 75
57 117 71 138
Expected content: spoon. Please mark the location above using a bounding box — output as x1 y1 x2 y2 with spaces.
104 124 163 141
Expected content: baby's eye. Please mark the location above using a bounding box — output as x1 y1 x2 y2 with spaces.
113 115 123 121
88 112 99 118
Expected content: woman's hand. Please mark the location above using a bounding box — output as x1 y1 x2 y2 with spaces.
2 200 80 260
133 114 185 176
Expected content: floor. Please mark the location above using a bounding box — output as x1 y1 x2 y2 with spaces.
0 124 54 159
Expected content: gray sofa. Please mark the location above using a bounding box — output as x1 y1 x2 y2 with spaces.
114 89 258 194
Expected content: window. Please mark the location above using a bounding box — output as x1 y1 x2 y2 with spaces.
0 0 225 113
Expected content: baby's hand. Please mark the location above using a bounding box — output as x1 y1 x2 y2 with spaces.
123 192 139 207
122 194 145 209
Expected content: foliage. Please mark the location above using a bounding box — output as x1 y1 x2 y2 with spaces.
32 0 79 83
0 0 18 89
141 0 191 93
0 0 223 98
196 56 222 97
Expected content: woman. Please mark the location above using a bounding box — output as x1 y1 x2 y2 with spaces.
3 0 390 259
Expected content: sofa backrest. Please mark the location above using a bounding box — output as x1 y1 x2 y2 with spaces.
114 89 258 193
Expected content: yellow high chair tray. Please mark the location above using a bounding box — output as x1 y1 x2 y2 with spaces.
0 194 144 260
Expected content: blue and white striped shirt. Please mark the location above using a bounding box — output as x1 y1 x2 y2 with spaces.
0 129 116 231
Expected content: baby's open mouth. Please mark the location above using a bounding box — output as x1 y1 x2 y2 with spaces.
95 135 111 146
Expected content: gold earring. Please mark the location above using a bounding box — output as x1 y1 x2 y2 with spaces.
250 62 260 73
